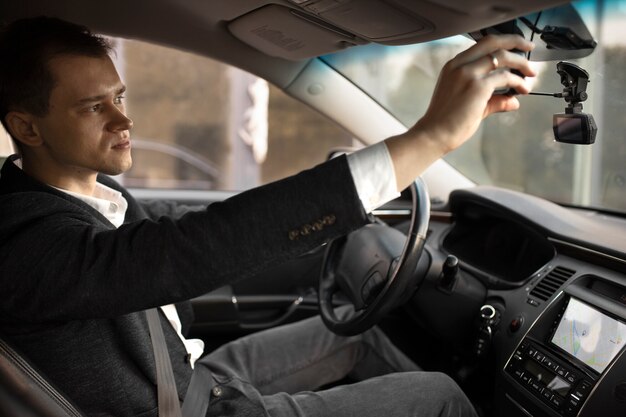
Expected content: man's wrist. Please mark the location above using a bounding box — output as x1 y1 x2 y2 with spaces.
409 118 453 156
384 124 448 192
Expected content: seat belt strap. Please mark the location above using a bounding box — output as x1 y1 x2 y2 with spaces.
146 308 183 417
181 361 213 417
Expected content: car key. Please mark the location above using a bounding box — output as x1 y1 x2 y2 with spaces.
474 304 498 357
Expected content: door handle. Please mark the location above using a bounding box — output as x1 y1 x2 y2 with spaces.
238 295 304 330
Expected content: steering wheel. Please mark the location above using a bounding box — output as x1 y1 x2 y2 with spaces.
318 178 430 336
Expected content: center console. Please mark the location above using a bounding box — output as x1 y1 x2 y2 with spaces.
500 274 626 417
506 337 597 415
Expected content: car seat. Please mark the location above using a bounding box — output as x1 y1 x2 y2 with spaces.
0 336 84 417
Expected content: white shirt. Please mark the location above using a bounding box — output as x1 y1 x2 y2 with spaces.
18 141 398 368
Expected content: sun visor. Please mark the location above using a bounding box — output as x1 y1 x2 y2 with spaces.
228 5 368 61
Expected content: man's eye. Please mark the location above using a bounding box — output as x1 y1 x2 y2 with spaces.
114 95 126 104
88 104 102 112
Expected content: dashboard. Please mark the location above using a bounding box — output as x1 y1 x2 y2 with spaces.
405 186 626 417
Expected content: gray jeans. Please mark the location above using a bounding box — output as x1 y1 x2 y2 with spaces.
198 308 477 417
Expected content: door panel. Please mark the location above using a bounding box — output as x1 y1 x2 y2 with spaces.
187 248 325 344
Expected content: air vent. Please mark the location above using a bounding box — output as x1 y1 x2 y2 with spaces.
530 266 576 301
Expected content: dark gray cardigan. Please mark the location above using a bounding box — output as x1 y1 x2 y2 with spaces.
0 155 368 416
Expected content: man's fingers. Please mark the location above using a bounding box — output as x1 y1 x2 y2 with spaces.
452 34 535 67
442 36 535 96
486 95 521 115
445 48 534 92
493 49 537 77
485 69 532 95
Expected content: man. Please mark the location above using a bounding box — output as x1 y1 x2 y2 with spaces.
0 16 535 417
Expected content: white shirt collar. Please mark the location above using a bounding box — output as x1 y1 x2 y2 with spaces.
12 157 128 227
59 183 128 228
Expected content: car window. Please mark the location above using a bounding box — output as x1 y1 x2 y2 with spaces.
0 129 13 158
322 0 626 214
107 38 357 192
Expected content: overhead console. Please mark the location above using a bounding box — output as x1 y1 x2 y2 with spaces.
227 0 569 60
499 274 626 417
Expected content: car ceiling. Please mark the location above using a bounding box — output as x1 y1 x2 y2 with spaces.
2 0 569 88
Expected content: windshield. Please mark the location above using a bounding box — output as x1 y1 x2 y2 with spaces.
323 0 626 214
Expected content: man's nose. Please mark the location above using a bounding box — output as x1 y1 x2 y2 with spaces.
108 107 133 132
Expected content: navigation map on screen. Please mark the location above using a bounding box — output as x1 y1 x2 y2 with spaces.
551 298 626 373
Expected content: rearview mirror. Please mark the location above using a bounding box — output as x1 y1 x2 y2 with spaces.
470 4 596 62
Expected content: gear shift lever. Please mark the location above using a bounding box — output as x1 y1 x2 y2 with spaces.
439 255 459 292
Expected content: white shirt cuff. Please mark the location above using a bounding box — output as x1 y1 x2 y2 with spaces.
347 141 400 213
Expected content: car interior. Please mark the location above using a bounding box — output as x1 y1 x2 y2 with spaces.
1 1 626 417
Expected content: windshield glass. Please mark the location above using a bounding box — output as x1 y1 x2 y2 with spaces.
323 0 626 214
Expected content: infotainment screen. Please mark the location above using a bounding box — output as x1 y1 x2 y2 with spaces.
551 297 626 373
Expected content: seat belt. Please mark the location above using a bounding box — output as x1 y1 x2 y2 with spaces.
146 308 213 417
181 360 213 417
146 308 183 417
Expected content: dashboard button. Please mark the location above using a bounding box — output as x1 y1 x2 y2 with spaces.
567 396 580 408
556 367 568 378
510 316 524 332
535 352 545 362
551 395 564 408
542 389 554 401
527 298 540 306
566 373 577 384
531 380 544 393
542 357 554 368
573 387 586 399
576 380 592 397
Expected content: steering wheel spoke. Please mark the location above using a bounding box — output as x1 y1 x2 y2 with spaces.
319 178 431 336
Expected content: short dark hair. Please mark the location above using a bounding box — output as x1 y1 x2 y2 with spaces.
0 16 113 137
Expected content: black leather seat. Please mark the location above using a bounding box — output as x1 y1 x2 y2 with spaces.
0 336 84 417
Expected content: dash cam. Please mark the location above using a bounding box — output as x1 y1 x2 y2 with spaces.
553 113 597 145
552 62 597 145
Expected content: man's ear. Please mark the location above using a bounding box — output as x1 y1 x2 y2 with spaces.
4 111 43 148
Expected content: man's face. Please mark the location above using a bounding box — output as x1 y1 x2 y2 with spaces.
33 54 133 179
